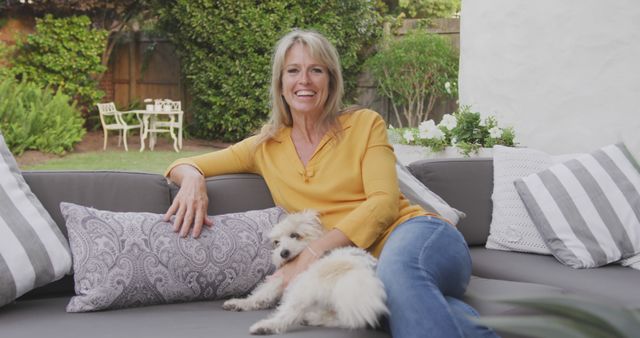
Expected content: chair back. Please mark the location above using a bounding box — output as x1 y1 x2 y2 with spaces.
168 100 182 112
97 102 123 126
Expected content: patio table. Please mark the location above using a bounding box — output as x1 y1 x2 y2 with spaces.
132 108 183 152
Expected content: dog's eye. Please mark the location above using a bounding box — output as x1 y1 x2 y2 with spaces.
273 240 279 248
290 233 301 239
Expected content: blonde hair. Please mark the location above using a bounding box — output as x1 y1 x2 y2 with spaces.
257 29 347 144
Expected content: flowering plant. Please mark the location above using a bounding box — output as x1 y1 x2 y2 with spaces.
389 106 516 156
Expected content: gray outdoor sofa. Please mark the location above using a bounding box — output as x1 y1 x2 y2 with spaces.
2 157 639 338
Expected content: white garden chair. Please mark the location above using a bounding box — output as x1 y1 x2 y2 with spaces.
148 99 183 152
97 102 142 152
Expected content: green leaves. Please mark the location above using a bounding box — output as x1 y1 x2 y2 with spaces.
365 30 458 127
0 76 85 155
150 0 381 142
474 296 640 338
11 15 108 111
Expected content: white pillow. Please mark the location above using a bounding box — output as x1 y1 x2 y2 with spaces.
0 133 72 308
396 161 465 225
487 146 581 254
515 143 640 269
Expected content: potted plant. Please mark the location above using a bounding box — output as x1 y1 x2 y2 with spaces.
472 295 640 338
389 105 516 161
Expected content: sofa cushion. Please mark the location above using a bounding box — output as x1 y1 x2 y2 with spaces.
61 203 285 312
0 134 72 308
487 145 581 254
470 247 640 308
408 158 493 245
20 170 173 299
515 143 640 268
0 296 390 338
396 161 465 225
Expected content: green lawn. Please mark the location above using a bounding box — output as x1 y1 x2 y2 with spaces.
22 149 214 174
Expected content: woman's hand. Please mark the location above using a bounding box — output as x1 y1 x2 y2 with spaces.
164 165 213 238
271 247 320 290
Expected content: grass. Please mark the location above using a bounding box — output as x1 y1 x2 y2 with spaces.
22 149 213 174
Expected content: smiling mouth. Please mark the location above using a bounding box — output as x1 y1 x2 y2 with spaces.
295 90 316 97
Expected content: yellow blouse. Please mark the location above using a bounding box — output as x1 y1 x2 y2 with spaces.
166 109 430 257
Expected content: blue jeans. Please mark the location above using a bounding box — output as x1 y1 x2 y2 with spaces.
376 216 499 338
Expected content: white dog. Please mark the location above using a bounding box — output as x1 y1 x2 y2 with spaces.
222 210 388 335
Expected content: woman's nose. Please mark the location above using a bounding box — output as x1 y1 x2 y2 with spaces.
299 70 309 84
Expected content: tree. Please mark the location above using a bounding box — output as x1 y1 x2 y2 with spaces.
366 30 458 127
2 0 152 83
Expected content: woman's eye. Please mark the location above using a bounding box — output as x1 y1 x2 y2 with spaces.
311 67 324 73
287 68 299 74
290 233 301 239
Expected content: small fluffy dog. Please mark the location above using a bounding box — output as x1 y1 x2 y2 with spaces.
222 210 388 335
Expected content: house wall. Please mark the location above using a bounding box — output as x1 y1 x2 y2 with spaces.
458 0 640 157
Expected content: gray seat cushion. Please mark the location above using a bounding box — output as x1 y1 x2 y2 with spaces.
0 297 389 338
470 247 640 308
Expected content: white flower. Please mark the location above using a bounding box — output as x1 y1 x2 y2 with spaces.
418 120 436 133
489 126 503 139
403 130 415 143
388 124 394 129
451 136 458 145
444 81 452 94
418 120 444 140
439 114 457 130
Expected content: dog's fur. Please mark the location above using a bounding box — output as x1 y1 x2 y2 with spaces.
222 210 388 335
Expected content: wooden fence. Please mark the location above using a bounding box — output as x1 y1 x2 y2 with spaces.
102 33 185 111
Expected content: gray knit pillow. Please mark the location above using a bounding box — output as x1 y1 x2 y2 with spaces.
61 202 285 312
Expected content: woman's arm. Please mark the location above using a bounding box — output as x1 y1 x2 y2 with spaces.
332 113 400 249
163 137 258 237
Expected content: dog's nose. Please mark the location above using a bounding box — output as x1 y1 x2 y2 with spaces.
280 249 290 259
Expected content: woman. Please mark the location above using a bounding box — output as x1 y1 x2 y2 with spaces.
164 29 497 338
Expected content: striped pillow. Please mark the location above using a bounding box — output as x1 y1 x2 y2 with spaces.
514 143 640 269
0 133 72 307
396 161 465 225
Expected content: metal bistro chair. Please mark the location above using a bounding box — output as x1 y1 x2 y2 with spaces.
97 102 143 152
148 99 183 152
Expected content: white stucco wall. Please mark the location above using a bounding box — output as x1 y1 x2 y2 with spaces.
459 0 640 158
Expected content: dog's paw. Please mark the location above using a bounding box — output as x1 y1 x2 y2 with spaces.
249 320 279 335
222 299 247 312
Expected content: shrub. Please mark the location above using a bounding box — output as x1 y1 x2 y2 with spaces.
0 76 86 155
150 0 381 142
365 29 458 128
11 14 108 112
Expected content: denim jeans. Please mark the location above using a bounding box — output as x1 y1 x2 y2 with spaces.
376 216 499 338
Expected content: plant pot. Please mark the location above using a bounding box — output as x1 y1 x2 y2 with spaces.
393 144 494 166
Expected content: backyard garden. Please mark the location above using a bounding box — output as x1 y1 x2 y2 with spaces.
0 0 464 173
2 2 640 337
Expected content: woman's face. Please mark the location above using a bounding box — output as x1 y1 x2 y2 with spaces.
281 43 330 120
